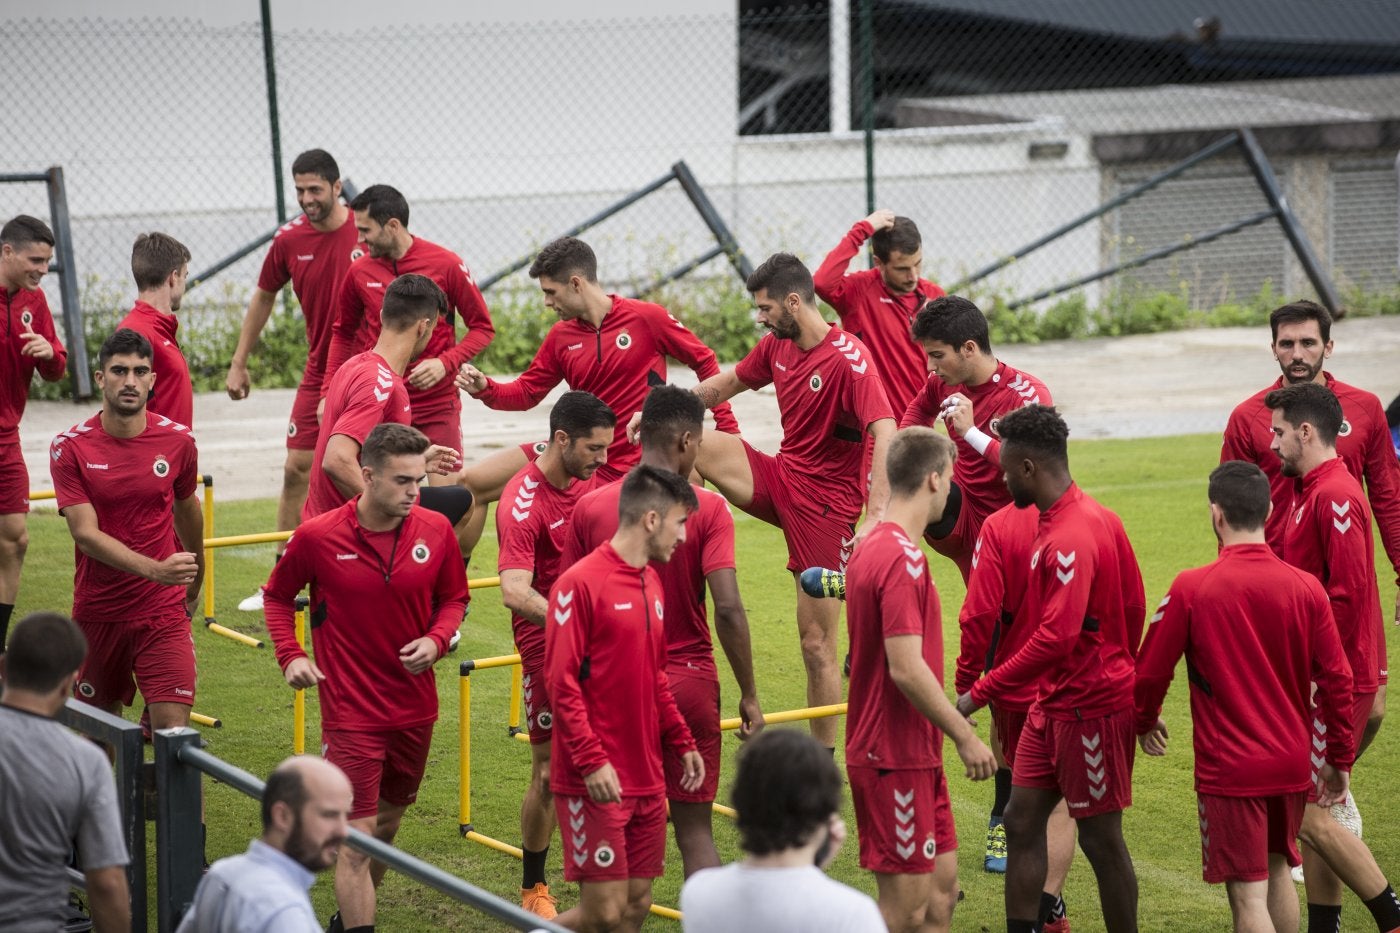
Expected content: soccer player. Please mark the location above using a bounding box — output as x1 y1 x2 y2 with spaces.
1265 382 1400 933
681 252 896 751
50 328 203 732
0 215 67 649
958 501 1076 928
302 274 461 522
813 209 945 414
117 232 194 429
322 183 493 480
1222 299 1400 743
1134 461 1360 933
454 235 739 557
563 385 765 878
955 404 1146 933
845 426 996 933
264 423 469 933
226 149 361 612
495 390 615 919
546 465 704 932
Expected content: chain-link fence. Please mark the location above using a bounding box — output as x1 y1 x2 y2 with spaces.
4 2 1399 389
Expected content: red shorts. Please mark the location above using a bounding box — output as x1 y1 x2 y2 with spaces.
285 381 321 451
1197 792 1304 883
1012 707 1135 818
848 765 957 874
411 400 463 455
521 666 554 746
0 442 29 513
924 499 979 584
555 793 667 882
664 667 721 803
738 442 857 573
993 705 1030 770
322 723 434 819
1307 692 1373 801
73 614 197 709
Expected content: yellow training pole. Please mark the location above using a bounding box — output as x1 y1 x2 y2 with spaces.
459 665 472 831
201 475 215 621
719 702 847 732
467 575 501 590
204 621 263 648
203 530 293 548
189 712 222 728
508 662 523 734
28 489 55 502
293 607 305 755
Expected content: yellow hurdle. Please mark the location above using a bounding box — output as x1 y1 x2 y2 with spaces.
294 607 306 755
189 712 222 728
201 475 215 621
28 489 55 502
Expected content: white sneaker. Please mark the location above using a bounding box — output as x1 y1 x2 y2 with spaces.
1329 791 1362 838
237 588 265 612
1291 864 1305 884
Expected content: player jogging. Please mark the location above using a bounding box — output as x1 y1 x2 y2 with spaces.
546 465 703 931
845 426 995 933
564 385 764 879
956 404 1146 933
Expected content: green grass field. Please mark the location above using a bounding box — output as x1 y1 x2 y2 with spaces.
18 432 1400 931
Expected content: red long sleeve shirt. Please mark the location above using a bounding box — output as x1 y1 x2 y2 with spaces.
901 361 1051 531
969 484 1146 719
1223 373 1400 586
322 237 494 416
1279 457 1384 693
1134 544 1355 794
813 219 945 414
117 302 193 429
1 286 67 443
474 296 738 473
955 502 1039 708
546 542 695 797
264 499 468 731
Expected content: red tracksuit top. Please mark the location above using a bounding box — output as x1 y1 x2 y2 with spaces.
1222 373 1400 586
1279 457 1385 694
474 296 739 473
1134 544 1355 794
323 236 494 415
813 219 945 414
956 502 1040 709
117 301 193 429
1 286 66 443
264 499 469 732
546 542 695 798
969 484 1146 719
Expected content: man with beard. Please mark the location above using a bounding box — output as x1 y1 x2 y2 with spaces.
117 232 195 429
177 756 355 933
1222 300 1400 748
227 149 362 612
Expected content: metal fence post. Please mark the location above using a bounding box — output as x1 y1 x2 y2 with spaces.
45 165 91 399
671 161 754 281
154 728 205 932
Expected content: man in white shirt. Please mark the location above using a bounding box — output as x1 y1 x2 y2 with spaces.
178 756 353 932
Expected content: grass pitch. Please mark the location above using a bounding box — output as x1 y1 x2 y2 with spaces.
18 432 1399 930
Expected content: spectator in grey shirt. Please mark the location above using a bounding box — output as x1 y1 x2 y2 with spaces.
177 756 352 933
0 612 131 933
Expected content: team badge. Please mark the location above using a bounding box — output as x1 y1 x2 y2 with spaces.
655 598 664 619
153 456 170 478
1030 549 1040 569
616 331 632 350
1295 505 1305 525
350 247 365 262
77 681 95 698
922 837 937 860
809 373 823 392
1339 419 1352 437
411 541 431 564
20 310 33 328
287 421 297 438
536 711 553 730
533 441 548 456
989 417 1001 437
594 844 616 868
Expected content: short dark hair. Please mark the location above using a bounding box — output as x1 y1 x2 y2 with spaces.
528 237 598 283
548 390 616 439
381 274 445 331
617 464 698 526
911 295 991 354
261 762 309 832
638 385 704 451
290 149 340 184
1209 461 1272 532
3 612 87 693
746 252 815 305
98 328 154 369
350 184 410 228
870 216 921 262
1 215 55 249
1269 299 1331 344
1264 382 1342 447
131 232 191 291
886 426 956 495
731 729 842 856
997 404 1069 466
361 423 430 471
